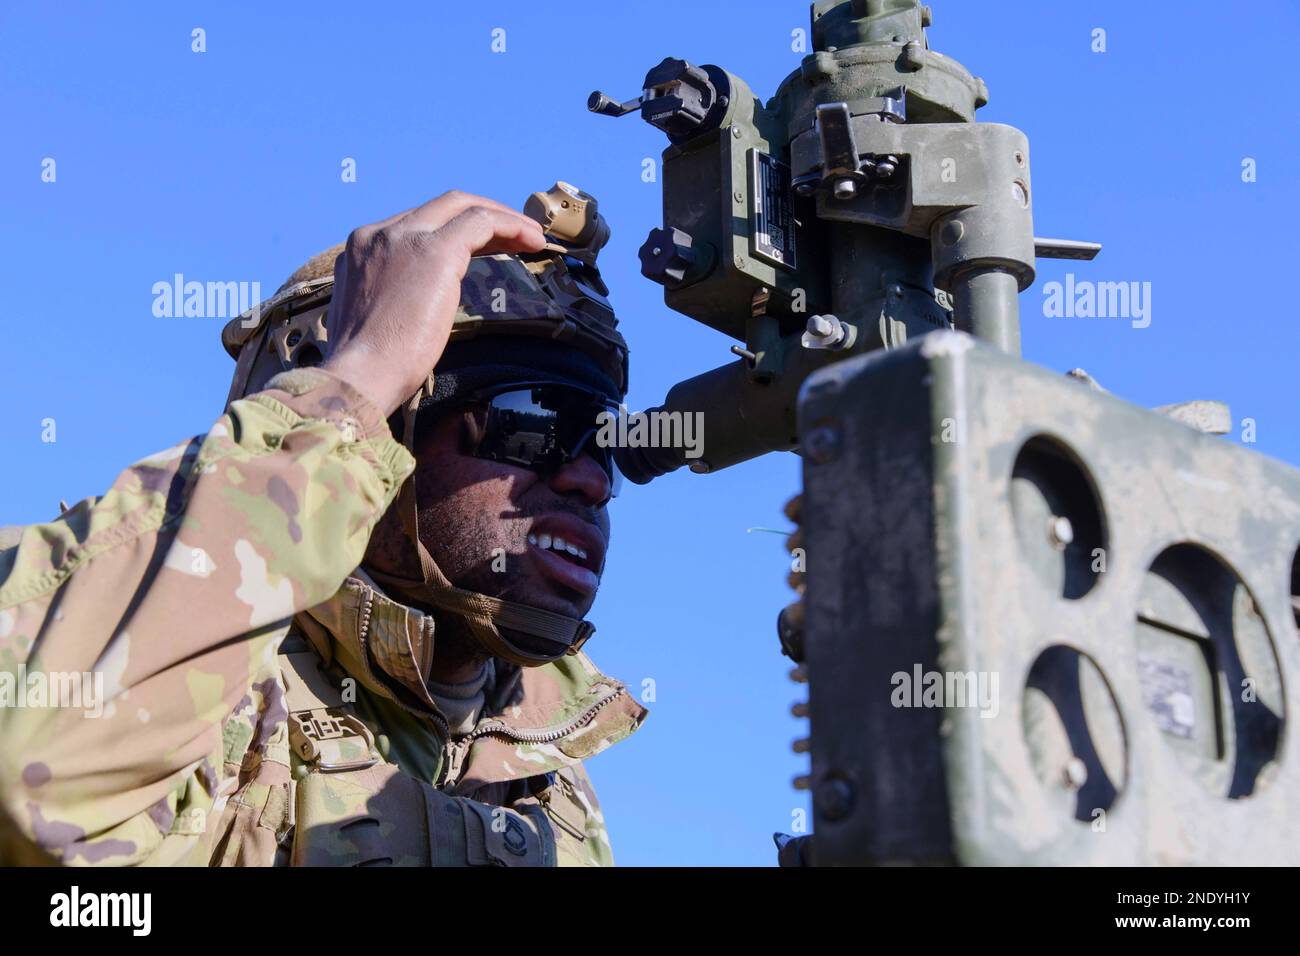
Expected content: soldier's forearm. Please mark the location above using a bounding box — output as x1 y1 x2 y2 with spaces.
0 367 414 855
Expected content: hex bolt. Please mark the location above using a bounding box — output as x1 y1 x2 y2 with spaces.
803 314 853 351
807 315 834 337
833 178 858 200
804 423 842 464
903 40 925 71
1047 515 1075 551
778 600 806 663
814 777 855 821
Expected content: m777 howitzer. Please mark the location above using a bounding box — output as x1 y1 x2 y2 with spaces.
591 0 1300 866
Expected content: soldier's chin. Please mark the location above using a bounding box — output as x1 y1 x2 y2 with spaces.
513 576 593 621
462 565 594 623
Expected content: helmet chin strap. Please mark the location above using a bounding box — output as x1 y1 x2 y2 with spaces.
366 389 596 669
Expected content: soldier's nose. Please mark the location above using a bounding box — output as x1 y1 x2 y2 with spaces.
547 453 611 506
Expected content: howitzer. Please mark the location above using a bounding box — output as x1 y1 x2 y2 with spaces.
592 0 1300 865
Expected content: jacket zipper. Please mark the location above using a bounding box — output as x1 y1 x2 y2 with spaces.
464 687 622 745
355 586 627 788
439 688 625 788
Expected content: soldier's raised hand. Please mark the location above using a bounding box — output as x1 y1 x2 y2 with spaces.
321 191 547 416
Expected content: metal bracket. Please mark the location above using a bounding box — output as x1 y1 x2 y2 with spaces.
810 95 908 199
817 103 863 181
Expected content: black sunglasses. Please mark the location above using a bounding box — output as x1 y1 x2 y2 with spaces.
457 382 624 498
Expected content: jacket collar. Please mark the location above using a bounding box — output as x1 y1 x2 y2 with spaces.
301 572 647 790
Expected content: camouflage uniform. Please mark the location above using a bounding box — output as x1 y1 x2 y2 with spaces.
0 364 646 866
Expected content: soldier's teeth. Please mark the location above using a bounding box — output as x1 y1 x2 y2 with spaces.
531 533 587 564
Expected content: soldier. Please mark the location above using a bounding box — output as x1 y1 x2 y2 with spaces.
0 185 647 866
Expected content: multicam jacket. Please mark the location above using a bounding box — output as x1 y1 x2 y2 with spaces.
0 367 646 866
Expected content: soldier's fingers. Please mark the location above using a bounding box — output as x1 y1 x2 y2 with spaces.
475 235 548 257
342 208 418 257
365 205 418 233
343 196 469 253
345 192 540 260
475 216 551 256
431 206 547 262
401 190 540 236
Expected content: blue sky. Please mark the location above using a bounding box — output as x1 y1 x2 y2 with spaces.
2 1 1297 865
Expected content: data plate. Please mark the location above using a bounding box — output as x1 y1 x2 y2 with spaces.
750 150 797 270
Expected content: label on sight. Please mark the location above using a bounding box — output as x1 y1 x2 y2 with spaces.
751 150 797 271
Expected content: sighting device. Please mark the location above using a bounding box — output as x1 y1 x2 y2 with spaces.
592 0 1300 865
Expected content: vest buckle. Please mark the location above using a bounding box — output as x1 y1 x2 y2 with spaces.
289 707 381 773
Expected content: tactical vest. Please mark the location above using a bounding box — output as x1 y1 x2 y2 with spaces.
208 633 605 867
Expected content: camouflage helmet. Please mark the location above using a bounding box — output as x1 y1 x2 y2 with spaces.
220 183 629 668
221 182 627 408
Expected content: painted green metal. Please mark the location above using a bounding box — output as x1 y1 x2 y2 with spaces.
590 0 1299 864
603 0 1042 484
799 333 1298 865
